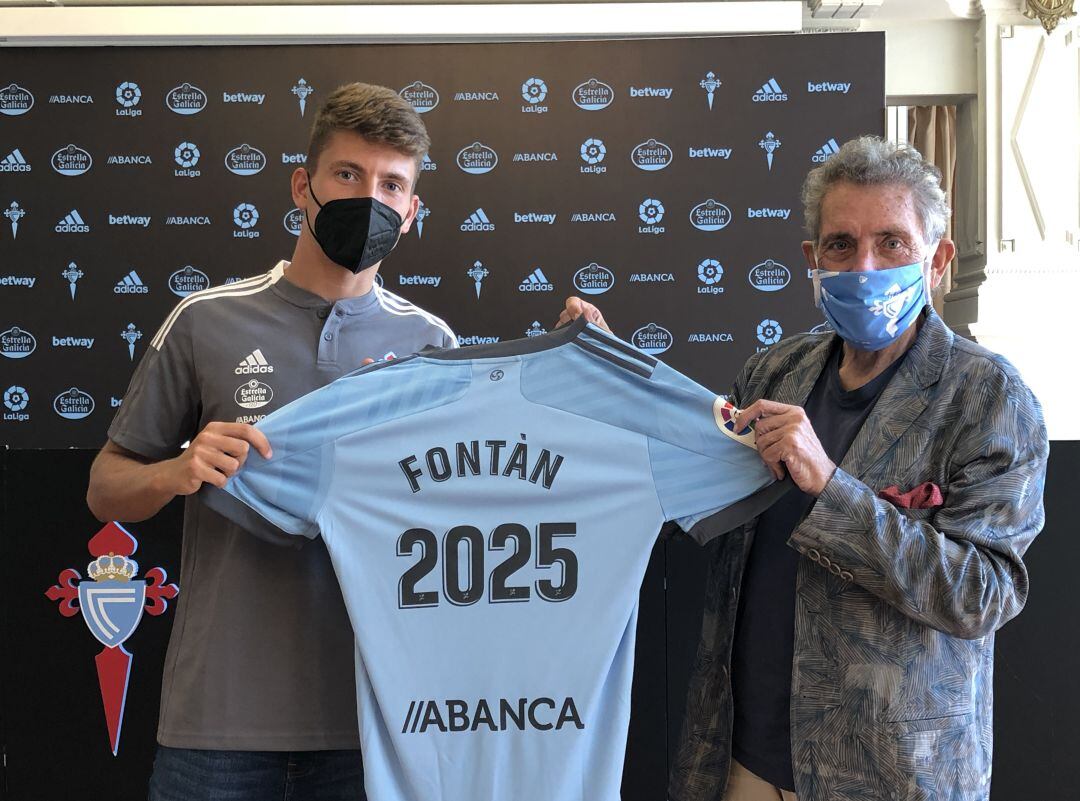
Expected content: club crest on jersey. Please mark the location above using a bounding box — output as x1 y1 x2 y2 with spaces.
713 398 755 444
45 522 178 755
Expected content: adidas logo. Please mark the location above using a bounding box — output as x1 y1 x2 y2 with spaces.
235 348 274 374
812 138 841 163
752 78 787 102
55 209 89 233
460 208 495 232
113 269 149 294
0 148 31 173
518 267 554 292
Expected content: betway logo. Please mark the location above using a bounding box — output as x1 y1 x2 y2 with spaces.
0 276 35 288
108 214 151 227
52 336 94 348
808 81 852 94
629 86 673 99
399 275 442 287
457 335 501 345
747 207 791 220
688 147 732 160
223 92 266 104
513 212 556 224
401 697 583 734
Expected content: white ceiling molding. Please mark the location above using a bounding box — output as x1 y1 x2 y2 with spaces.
0 1 803 43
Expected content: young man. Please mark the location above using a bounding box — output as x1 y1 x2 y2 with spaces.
87 83 456 801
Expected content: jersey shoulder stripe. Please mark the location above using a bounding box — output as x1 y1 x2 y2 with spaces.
579 326 658 368
373 285 457 345
150 266 282 350
572 338 652 378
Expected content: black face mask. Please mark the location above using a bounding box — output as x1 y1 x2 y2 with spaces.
305 174 404 273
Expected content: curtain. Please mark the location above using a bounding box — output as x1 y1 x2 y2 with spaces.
907 105 957 314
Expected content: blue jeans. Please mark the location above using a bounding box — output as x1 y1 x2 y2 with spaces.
148 746 366 801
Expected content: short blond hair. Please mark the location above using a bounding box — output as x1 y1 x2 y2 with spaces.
306 82 431 184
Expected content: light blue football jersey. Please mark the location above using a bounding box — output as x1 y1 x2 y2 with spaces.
203 317 779 801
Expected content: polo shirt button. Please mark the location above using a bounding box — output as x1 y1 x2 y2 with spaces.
317 308 330 319
323 332 333 341
335 308 345 317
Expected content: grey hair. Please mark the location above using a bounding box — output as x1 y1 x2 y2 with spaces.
801 135 950 245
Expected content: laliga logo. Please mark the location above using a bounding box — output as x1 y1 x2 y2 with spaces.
114 82 142 117
456 142 498 174
51 144 93 176
53 386 95 419
0 83 34 116
572 78 614 111
631 139 673 171
46 522 178 755
399 81 440 114
631 323 673 355
225 144 267 176
1 325 36 359
521 77 548 113
233 203 260 238
697 259 725 295
637 198 665 235
749 259 791 292
169 265 210 297
689 199 732 231
756 318 783 346
579 138 607 174
165 82 207 115
283 207 304 237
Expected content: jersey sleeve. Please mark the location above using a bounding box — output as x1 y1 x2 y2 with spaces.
200 379 347 545
107 305 201 460
644 362 777 533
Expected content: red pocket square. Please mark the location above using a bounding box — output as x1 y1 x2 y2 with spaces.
878 482 943 509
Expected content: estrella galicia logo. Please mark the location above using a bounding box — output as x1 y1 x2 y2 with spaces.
51 144 93 176
235 379 273 410
572 78 614 111
632 323 673 355
690 199 732 231
225 144 267 176
1 326 36 359
283 207 304 236
756 319 783 346
53 387 95 419
115 82 142 116
573 263 614 295
637 198 665 234
456 142 498 175
169 266 210 297
697 259 724 295
749 259 791 292
631 139 673 171
399 81 439 114
521 77 548 113
165 83 207 115
291 78 314 116
580 138 607 174
233 203 260 237
0 83 34 116
752 78 787 102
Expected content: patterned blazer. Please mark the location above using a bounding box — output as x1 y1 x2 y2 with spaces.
669 309 1048 801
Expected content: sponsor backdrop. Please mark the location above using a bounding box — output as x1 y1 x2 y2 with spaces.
0 35 892 800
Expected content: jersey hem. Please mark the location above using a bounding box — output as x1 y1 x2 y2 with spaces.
157 730 362 751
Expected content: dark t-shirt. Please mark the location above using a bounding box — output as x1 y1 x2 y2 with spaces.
730 341 905 790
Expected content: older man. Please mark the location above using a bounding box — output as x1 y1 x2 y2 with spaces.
563 136 1047 801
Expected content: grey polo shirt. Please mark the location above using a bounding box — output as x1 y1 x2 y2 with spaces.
107 260 456 750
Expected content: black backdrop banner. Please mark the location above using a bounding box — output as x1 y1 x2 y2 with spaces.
1 34 884 448
0 34 883 801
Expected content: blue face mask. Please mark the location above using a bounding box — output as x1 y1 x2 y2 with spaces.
810 260 929 351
